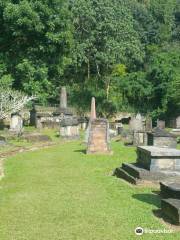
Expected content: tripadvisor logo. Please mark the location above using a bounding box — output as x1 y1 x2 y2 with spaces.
135 227 144 235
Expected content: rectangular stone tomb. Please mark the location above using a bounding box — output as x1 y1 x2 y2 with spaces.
137 146 180 172
87 119 111 154
147 128 177 148
161 198 180 225
60 117 79 139
160 180 180 199
114 146 180 185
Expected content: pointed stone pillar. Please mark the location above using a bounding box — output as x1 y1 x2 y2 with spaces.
90 97 96 120
60 87 67 109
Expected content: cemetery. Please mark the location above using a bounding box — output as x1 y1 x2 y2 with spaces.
0 1 180 239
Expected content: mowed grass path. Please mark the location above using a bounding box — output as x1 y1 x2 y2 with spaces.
0 141 179 240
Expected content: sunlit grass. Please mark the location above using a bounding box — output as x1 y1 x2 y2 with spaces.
0 139 179 239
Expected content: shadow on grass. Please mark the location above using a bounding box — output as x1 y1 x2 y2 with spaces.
132 193 161 208
74 149 86 154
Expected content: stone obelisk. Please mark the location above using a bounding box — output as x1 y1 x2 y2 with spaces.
60 86 67 110
90 97 96 120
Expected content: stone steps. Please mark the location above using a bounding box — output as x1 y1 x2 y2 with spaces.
113 167 137 184
114 163 180 185
161 198 180 225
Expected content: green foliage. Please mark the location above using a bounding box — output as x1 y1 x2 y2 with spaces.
0 0 179 117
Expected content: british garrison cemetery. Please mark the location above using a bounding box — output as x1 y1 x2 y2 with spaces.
0 1 180 239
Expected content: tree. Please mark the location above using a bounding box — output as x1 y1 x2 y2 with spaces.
0 0 73 103
0 88 34 120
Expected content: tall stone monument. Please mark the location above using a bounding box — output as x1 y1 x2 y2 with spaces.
60 86 67 110
86 97 111 154
90 97 96 120
58 87 79 139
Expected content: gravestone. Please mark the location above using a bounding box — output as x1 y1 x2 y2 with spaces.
90 97 96 120
60 86 67 109
171 116 180 137
157 120 165 129
114 146 180 185
129 114 144 132
136 146 180 171
145 117 152 132
87 119 111 154
115 122 123 135
86 97 111 154
176 116 180 129
78 117 88 130
60 117 79 139
129 114 147 146
147 127 177 148
58 87 79 139
57 86 73 116
85 97 96 144
9 113 23 134
30 104 36 126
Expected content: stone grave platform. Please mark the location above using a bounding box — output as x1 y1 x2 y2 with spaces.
114 146 180 184
161 198 180 225
87 119 112 154
160 179 180 199
22 132 52 142
60 117 79 139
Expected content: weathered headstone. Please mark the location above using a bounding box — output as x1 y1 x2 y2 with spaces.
86 97 111 154
30 104 36 126
176 116 180 129
157 120 165 129
171 116 180 137
87 119 111 154
78 117 88 130
145 116 152 132
9 113 23 134
129 114 144 132
147 127 177 148
60 117 79 139
115 122 123 135
129 114 147 146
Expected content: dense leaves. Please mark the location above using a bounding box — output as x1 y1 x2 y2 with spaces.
0 0 179 118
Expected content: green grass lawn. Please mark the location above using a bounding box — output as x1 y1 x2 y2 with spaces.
0 140 179 240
